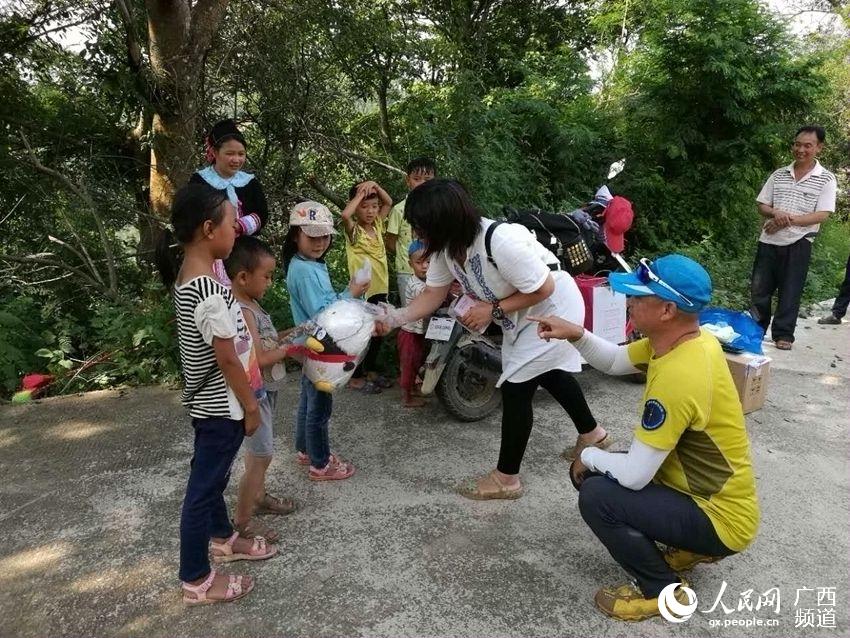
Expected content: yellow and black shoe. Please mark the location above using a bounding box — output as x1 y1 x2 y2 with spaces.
594 579 692 622
663 546 722 572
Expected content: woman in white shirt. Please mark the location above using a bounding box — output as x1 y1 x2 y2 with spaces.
382 179 611 499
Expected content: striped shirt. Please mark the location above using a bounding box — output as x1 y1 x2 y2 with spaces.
173 275 264 420
757 160 836 246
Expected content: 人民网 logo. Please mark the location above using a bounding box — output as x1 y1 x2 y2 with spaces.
658 582 698 623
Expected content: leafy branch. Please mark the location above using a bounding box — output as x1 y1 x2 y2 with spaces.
17 130 120 299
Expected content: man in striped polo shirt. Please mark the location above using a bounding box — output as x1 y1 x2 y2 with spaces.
750 125 837 351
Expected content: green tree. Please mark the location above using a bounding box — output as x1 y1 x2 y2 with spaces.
608 0 830 250
113 0 232 218
1 0 846 396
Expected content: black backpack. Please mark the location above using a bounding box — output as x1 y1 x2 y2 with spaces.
500 207 596 275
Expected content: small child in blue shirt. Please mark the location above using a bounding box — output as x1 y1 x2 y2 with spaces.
284 201 369 481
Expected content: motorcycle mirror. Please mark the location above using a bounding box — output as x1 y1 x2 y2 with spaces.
607 159 626 180
611 252 632 273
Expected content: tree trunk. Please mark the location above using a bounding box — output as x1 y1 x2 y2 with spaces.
125 108 159 263
149 112 199 218
376 77 393 152
121 0 232 218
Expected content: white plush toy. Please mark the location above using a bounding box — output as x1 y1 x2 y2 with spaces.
302 299 376 392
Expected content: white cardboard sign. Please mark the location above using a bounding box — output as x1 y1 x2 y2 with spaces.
592 286 627 344
425 317 457 341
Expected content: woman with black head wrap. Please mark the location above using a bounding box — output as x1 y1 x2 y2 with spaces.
189 119 269 285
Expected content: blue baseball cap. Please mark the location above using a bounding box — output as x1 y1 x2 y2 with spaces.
608 254 712 313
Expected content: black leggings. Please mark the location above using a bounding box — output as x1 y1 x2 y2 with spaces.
353 293 387 379
497 368 597 475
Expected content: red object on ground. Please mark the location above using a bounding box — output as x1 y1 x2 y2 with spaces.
22 373 54 392
575 274 608 331
21 373 55 398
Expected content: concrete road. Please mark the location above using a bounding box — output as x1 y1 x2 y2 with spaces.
1 316 848 637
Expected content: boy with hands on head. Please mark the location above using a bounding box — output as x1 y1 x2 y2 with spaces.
341 180 394 392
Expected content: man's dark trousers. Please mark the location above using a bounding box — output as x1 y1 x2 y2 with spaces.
830 253 850 319
750 238 813 343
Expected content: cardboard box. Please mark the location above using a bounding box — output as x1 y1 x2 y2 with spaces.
725 352 771 414
575 275 627 344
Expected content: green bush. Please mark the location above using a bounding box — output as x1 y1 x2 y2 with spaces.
804 218 850 306
610 0 828 252
0 288 182 397
654 218 850 310
83 291 181 390
0 297 48 394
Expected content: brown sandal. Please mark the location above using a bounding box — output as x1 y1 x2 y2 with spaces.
233 518 280 544
561 433 613 462
457 470 524 501
254 492 296 516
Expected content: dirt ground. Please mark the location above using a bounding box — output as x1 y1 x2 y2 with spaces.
1 315 848 638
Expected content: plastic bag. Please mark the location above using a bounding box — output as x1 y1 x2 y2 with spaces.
699 307 764 355
290 299 380 392
354 259 372 285
449 294 489 334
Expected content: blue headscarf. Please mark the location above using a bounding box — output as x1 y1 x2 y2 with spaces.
196 166 254 208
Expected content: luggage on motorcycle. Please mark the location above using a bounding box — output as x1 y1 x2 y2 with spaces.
500 207 594 275
573 210 612 272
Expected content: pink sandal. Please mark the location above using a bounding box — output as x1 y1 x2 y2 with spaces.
210 531 278 564
297 451 339 467
309 456 355 481
181 569 254 605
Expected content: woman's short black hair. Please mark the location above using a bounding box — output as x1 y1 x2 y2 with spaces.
224 235 275 279
404 178 481 263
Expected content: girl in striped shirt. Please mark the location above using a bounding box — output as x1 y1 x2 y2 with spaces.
156 183 278 605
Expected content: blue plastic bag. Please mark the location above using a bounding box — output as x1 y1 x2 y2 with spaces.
699 307 765 355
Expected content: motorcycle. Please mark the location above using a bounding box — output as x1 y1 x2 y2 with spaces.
421 303 503 422
421 163 636 422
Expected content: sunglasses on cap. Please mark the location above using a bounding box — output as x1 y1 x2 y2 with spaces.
636 258 695 308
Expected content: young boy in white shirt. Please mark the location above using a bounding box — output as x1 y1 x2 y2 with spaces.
396 240 430 407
